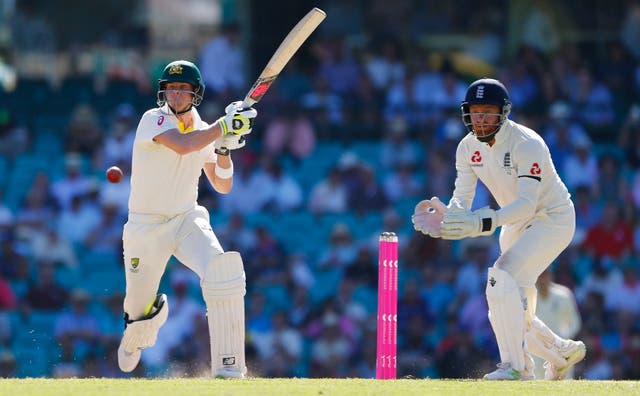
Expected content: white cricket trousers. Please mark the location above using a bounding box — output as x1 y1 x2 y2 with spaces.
122 205 223 319
495 202 575 287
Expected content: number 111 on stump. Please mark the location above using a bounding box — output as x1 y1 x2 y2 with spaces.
376 232 398 379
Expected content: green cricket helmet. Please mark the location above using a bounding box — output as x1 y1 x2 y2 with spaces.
157 60 205 109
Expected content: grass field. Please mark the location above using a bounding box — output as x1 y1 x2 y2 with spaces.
1 378 639 396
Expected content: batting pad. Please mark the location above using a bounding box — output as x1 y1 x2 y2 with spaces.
120 294 169 352
201 251 247 377
486 267 526 371
524 317 567 367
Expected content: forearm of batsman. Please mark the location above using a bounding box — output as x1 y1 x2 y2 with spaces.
494 177 540 226
204 158 233 194
153 123 224 155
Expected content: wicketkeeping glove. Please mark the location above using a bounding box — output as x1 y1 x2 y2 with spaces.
440 200 498 240
412 196 447 237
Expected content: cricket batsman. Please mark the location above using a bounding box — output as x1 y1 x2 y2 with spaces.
412 78 585 380
117 60 256 378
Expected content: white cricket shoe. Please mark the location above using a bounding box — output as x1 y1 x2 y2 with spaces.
544 340 586 380
214 367 246 379
118 343 141 373
483 362 534 380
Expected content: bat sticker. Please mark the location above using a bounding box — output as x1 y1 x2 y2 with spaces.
247 75 278 102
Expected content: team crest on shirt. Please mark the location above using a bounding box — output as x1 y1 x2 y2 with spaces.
470 151 483 167
502 152 515 175
130 257 140 273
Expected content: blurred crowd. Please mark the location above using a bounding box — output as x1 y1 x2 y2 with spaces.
0 0 640 379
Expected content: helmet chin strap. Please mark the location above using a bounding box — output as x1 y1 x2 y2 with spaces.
168 104 192 116
474 122 504 143
475 129 499 143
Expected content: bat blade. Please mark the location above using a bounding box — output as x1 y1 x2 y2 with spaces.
242 7 326 108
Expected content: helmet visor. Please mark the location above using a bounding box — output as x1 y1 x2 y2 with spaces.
462 104 503 140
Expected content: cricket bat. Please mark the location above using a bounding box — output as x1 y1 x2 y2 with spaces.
241 7 326 108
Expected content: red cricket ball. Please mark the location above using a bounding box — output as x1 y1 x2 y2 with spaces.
106 166 123 183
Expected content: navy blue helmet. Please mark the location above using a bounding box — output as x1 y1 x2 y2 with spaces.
461 78 511 142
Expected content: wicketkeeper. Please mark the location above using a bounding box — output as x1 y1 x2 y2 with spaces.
413 78 585 380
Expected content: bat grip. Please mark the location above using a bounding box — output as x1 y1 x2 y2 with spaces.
241 98 255 109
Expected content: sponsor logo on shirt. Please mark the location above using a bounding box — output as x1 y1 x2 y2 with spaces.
157 115 165 126
530 162 541 175
471 151 483 167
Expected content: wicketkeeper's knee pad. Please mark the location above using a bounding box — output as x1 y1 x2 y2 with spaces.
120 293 169 353
201 251 247 377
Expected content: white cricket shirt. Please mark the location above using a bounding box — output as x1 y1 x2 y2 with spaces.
128 105 215 216
452 119 571 227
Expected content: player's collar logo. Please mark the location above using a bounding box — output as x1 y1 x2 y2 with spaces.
168 64 183 75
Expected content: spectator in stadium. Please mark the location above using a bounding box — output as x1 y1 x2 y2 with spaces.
199 22 246 100
263 103 316 162
54 289 101 359
22 262 69 313
582 201 634 260
308 167 348 215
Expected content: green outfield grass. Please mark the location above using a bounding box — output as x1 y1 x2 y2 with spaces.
1 378 639 396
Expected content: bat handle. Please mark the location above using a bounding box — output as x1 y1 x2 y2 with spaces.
241 98 255 110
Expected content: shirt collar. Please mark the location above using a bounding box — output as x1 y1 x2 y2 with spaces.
492 120 511 145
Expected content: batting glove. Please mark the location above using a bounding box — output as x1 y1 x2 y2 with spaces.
218 102 257 136
215 134 247 151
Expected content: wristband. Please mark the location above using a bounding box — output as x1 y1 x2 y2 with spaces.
215 147 230 156
215 161 234 179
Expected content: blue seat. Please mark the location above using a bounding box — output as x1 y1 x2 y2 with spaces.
0 157 8 189
32 131 64 158
85 270 125 296
80 251 122 275
9 279 28 299
14 346 50 377
309 268 342 304
54 266 82 290
352 286 377 315
256 285 291 312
